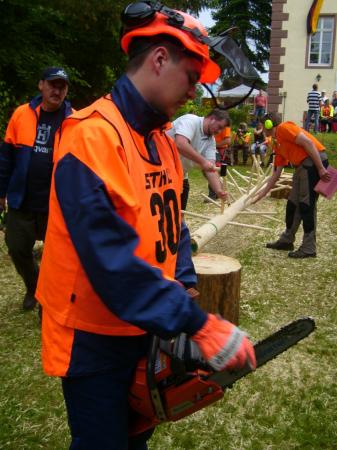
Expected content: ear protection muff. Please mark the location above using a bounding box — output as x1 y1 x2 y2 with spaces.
121 2 157 28
264 119 274 130
121 2 187 33
263 113 275 129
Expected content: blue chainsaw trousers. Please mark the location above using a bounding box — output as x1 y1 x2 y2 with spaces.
61 335 153 450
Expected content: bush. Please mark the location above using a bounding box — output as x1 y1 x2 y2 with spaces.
228 104 251 128
0 81 19 140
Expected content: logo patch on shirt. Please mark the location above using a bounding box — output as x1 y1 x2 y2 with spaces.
36 124 51 145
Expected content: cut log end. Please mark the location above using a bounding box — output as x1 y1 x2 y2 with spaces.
193 253 241 324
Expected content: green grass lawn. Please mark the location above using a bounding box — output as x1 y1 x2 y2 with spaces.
0 136 336 449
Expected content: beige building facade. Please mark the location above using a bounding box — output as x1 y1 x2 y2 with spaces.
268 0 337 125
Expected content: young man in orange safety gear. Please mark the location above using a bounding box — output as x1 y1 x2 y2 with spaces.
36 3 256 449
255 112 330 258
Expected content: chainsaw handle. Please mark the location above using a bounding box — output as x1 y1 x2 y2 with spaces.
146 336 160 390
146 336 167 421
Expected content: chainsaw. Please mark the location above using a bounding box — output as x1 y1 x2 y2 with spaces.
129 317 315 435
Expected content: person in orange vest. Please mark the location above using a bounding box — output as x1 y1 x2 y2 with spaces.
36 3 255 449
254 112 330 258
0 67 73 311
319 99 334 132
215 119 232 165
232 122 251 165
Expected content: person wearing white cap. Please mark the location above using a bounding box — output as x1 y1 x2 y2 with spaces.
320 89 328 106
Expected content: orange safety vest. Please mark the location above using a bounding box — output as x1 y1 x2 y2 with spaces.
36 95 183 336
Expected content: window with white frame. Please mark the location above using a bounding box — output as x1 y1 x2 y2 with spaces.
308 16 335 66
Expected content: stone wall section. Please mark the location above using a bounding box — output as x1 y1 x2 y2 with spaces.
268 0 289 112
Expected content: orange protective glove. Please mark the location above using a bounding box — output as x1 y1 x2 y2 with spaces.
191 314 256 372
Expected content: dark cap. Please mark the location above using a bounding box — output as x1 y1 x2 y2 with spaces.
41 67 69 83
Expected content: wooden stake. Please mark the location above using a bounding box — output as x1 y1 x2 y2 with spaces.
238 210 277 215
227 169 246 195
201 193 221 208
244 207 282 223
270 184 292 193
231 168 251 183
227 221 271 231
181 210 211 220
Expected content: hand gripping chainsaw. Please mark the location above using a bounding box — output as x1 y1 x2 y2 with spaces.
129 317 315 435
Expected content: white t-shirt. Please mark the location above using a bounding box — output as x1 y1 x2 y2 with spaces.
166 114 216 174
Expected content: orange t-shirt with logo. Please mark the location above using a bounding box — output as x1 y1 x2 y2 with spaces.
274 121 325 167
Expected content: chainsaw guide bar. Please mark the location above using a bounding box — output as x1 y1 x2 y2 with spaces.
209 316 316 388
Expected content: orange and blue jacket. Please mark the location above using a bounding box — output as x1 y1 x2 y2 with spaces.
0 95 73 208
36 75 206 375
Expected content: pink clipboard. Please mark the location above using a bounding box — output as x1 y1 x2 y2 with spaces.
314 166 337 199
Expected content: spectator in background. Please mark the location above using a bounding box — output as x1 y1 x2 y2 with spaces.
332 104 337 131
232 122 251 165
320 89 328 106
305 83 320 133
250 121 268 167
331 90 337 109
320 99 334 132
253 89 267 124
167 109 228 207
0 67 73 311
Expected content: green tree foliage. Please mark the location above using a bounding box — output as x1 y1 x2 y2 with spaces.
209 0 271 89
228 104 251 128
0 0 127 116
0 0 211 138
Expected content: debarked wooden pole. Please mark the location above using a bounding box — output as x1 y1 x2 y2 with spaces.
190 194 249 254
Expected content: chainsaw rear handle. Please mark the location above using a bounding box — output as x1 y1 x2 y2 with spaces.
144 333 210 423
146 336 167 421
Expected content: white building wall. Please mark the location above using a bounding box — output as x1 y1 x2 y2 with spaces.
280 0 337 125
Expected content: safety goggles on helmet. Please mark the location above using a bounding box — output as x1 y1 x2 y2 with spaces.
121 2 260 105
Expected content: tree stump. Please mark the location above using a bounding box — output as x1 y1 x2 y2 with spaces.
192 253 241 325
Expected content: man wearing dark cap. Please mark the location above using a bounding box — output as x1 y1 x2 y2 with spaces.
0 66 73 311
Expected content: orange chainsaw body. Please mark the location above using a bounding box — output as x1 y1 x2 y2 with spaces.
129 349 223 436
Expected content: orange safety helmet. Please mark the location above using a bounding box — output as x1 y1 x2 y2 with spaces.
120 3 220 84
